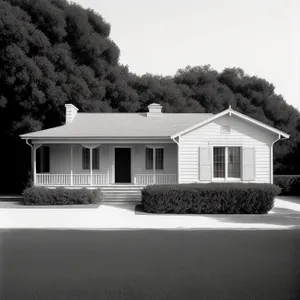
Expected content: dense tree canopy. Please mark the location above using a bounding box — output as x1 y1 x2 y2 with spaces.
0 0 299 192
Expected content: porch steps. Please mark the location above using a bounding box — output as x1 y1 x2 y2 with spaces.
100 185 144 203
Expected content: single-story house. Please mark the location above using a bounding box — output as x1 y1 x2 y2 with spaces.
20 103 289 200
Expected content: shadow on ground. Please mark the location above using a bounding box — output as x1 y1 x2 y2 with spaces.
135 202 300 228
0 201 102 209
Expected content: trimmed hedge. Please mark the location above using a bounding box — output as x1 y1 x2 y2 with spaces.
23 187 101 205
141 183 281 214
274 175 300 196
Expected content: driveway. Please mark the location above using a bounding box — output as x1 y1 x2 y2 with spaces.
0 196 299 230
1 229 300 300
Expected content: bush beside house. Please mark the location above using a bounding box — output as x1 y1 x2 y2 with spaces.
274 175 300 196
142 183 281 214
23 187 101 205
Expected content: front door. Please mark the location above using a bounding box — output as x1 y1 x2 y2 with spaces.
115 148 131 183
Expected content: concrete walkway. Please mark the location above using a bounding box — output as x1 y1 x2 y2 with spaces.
0 196 299 230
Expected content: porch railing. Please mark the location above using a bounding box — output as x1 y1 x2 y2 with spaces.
92 174 109 185
73 174 90 185
36 174 71 186
36 173 109 186
36 173 176 186
135 174 177 185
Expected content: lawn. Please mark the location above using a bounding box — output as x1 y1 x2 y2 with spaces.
1 229 300 300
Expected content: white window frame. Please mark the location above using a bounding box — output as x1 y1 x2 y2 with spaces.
212 146 242 181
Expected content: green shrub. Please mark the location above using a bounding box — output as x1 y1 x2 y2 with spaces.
141 183 281 214
274 175 300 196
23 187 101 205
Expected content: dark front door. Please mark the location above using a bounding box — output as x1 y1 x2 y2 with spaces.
115 148 131 183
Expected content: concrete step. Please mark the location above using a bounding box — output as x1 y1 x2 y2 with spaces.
100 186 143 202
101 187 144 191
102 197 141 202
102 194 141 201
103 199 141 204
102 191 141 195
103 194 141 198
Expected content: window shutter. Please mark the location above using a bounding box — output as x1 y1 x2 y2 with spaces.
242 147 255 181
199 147 212 181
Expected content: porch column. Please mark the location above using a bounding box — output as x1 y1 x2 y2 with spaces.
33 146 36 185
153 148 156 184
70 145 73 185
33 144 42 186
90 147 93 185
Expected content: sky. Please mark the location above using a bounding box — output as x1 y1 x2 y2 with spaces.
73 0 300 110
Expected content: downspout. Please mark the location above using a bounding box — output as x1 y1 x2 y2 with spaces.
172 137 180 184
270 134 288 184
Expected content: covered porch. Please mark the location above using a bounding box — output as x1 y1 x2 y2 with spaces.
31 142 178 187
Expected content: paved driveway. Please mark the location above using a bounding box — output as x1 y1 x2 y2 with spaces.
1 229 300 300
0 196 299 230
1 197 300 299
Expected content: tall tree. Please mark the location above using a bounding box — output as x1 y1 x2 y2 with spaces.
0 0 299 193
0 0 138 192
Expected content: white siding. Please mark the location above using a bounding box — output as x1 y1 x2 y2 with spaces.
49 144 110 175
179 115 277 183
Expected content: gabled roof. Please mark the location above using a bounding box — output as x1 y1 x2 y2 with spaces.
171 107 290 139
20 113 213 139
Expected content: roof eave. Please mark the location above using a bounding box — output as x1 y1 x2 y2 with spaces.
21 136 172 140
171 108 290 139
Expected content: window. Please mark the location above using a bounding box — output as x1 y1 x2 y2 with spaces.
145 147 164 170
92 148 100 170
82 148 89 170
145 148 153 170
228 147 241 178
36 146 50 173
82 148 100 170
155 148 164 170
213 147 225 178
213 147 241 179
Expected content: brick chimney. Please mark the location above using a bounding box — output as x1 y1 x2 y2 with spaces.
147 103 163 117
65 104 78 124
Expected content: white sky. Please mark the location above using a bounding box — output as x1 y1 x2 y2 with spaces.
73 0 300 110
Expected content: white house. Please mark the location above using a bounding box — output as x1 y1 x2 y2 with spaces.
20 103 289 201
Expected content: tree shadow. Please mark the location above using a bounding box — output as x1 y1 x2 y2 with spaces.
277 196 300 205
0 201 102 209
214 214 300 227
135 204 300 227
271 207 300 214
